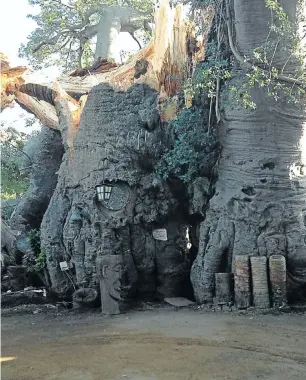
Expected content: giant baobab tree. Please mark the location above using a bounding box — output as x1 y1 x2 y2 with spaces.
2 0 306 303
191 0 306 303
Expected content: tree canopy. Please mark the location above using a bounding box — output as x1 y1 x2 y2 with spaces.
19 0 154 72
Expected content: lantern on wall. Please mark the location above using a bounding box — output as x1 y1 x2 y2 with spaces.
96 184 113 201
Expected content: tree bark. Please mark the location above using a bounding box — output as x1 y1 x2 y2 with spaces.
191 0 306 303
94 6 149 61
1 2 215 300
10 126 64 232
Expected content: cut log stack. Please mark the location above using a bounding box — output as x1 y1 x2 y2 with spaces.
229 255 287 310
250 257 270 309
234 255 251 309
269 255 287 307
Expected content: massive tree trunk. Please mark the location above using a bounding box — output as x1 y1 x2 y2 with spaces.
0 1 212 299
191 0 306 303
10 127 64 232
94 6 148 61
40 83 191 298
95 10 121 60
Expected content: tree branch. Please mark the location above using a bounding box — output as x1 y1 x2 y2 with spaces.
32 3 151 62
15 91 59 129
1 140 33 165
55 0 74 10
33 34 63 53
129 32 142 49
33 22 98 55
54 36 73 54
80 23 99 40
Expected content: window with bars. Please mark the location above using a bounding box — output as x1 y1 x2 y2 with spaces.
96 184 113 201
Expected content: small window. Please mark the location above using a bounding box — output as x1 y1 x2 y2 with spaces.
96 184 113 201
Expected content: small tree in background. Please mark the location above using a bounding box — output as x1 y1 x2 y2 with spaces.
19 0 153 72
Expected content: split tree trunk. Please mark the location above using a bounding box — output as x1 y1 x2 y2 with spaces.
191 0 306 303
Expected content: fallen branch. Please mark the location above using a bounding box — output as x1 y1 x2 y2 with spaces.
15 91 59 129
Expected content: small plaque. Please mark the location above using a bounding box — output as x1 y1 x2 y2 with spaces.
153 229 167 241
59 261 69 271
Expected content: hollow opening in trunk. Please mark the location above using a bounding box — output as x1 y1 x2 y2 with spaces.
241 186 256 196
261 162 275 170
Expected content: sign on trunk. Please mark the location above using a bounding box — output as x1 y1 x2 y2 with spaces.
152 229 167 241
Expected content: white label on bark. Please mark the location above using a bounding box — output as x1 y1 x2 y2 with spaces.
153 229 167 241
59 261 69 271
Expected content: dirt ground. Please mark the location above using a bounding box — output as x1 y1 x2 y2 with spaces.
1 305 306 380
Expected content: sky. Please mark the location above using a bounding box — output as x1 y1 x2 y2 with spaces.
0 0 139 133
0 0 38 67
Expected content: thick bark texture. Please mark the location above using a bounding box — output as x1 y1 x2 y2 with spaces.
41 84 191 299
10 127 64 232
1 220 18 266
191 0 306 303
1 2 216 301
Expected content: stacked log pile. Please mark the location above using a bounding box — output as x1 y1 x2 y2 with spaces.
214 255 288 310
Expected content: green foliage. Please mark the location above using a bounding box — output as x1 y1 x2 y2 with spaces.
1 126 31 198
190 0 305 111
231 87 256 110
156 109 216 183
28 228 41 256
184 42 231 99
23 229 46 272
20 0 153 72
35 248 46 272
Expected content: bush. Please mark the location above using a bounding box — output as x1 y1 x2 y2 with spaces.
156 109 217 183
23 229 46 273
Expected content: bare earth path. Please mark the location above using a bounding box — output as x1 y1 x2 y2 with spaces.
2 306 306 380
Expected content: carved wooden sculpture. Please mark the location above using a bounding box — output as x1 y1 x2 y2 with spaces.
96 255 122 315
